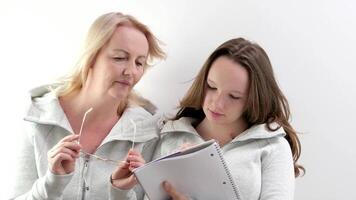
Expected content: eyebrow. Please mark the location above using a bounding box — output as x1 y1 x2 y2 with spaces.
207 79 244 95
113 49 147 60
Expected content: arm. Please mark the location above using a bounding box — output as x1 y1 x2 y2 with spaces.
109 183 137 200
10 126 78 200
260 137 295 200
109 117 161 200
10 124 38 199
109 150 145 200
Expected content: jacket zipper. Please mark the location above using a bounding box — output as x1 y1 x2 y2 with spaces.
81 157 89 200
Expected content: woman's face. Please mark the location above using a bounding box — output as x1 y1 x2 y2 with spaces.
90 25 148 100
202 56 250 127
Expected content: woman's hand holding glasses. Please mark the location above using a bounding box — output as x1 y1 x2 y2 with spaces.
111 149 146 190
47 134 82 175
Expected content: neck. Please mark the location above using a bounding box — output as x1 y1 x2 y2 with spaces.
196 118 248 146
59 88 125 135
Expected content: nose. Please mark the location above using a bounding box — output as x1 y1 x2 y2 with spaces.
211 92 225 110
122 60 136 76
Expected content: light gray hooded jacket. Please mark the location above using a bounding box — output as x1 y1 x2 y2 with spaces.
153 117 295 200
10 86 160 200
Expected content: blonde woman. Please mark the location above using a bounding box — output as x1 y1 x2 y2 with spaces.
11 12 165 200
159 38 304 200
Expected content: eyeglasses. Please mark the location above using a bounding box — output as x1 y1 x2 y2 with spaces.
77 107 136 165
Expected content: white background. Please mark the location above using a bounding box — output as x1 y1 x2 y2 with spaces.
1 0 355 199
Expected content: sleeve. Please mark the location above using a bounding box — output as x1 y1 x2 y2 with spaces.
260 137 295 200
109 185 138 200
9 123 73 200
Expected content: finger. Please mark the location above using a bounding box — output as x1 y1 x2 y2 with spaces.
49 147 80 159
127 154 145 164
59 141 82 152
52 152 75 165
122 151 131 162
50 153 75 174
49 141 81 157
127 149 138 154
50 135 81 152
114 174 137 186
128 161 144 171
127 149 142 157
163 181 187 200
112 174 137 190
113 162 130 174
117 161 130 169
179 142 195 151
127 174 137 185
58 134 80 143
50 141 81 155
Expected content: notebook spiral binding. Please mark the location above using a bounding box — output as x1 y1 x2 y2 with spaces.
213 142 242 200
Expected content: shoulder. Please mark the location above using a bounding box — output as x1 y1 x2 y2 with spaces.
260 136 291 156
125 106 155 118
241 123 292 164
26 84 60 110
128 92 157 115
160 117 197 133
24 84 61 120
252 123 291 155
118 107 164 141
158 117 202 148
258 136 293 169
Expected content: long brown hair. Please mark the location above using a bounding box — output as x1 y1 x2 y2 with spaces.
176 38 304 177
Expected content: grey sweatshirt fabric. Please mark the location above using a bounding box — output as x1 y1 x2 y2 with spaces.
152 117 295 200
10 86 160 200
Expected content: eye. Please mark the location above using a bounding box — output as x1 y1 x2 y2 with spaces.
135 61 144 68
113 56 127 61
229 94 241 100
207 83 217 90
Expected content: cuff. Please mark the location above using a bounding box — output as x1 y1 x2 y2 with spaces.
109 184 136 200
43 170 74 197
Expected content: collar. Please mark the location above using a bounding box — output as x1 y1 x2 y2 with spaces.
24 86 74 133
102 107 160 143
161 117 286 142
24 85 159 143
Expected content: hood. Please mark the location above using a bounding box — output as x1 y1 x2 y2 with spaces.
24 85 160 143
161 117 286 142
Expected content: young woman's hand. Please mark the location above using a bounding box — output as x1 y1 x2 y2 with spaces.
47 134 81 175
111 149 145 190
163 181 189 200
179 142 195 151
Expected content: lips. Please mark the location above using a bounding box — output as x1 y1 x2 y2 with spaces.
115 80 132 86
209 109 224 117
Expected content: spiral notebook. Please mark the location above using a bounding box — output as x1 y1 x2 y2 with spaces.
133 140 241 200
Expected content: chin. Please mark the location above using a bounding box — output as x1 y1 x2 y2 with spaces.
205 113 221 123
208 117 224 124
108 90 129 101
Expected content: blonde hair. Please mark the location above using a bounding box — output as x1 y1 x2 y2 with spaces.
55 12 165 113
176 38 304 177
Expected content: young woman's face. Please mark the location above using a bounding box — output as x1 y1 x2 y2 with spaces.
202 56 250 126
91 25 148 99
